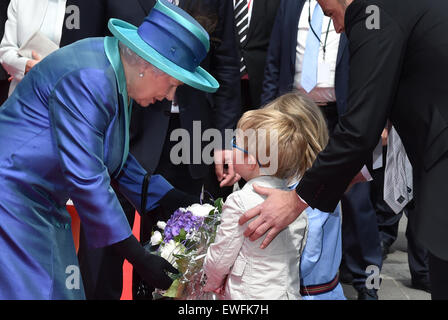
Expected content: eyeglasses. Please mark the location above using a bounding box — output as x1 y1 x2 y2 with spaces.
232 136 262 166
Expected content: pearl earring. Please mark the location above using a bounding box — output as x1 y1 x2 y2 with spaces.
139 73 144 78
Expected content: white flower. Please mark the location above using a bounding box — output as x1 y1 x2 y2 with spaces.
186 230 201 242
156 221 167 230
160 240 186 268
187 203 215 217
150 231 163 246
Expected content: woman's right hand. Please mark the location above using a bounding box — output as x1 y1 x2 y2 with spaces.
25 51 42 74
112 235 178 290
137 252 179 290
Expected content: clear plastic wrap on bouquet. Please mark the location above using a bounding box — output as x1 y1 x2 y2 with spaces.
149 198 224 300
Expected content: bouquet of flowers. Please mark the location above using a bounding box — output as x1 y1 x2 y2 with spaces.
149 198 223 300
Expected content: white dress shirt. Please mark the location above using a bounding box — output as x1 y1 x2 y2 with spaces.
294 0 340 104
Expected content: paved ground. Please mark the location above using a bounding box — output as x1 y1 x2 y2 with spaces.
341 215 431 300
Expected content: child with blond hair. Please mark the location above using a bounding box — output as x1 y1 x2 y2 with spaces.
203 92 329 299
266 94 346 300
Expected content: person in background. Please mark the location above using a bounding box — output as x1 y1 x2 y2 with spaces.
233 0 280 111
0 0 107 96
217 0 281 195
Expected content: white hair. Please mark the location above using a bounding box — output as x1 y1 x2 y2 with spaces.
118 41 165 76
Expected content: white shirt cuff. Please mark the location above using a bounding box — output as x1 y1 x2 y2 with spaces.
361 165 373 181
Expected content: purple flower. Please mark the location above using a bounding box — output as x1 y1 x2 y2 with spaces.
163 209 204 242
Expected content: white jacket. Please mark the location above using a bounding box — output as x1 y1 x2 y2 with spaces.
204 176 308 300
0 0 63 95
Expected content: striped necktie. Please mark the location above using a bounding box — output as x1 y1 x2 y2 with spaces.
235 0 249 75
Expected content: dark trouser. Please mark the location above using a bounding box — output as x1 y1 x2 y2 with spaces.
405 205 430 283
321 102 382 292
429 252 448 300
371 147 429 282
341 182 383 291
371 161 403 248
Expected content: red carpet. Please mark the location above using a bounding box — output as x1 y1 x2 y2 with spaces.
68 206 140 300
120 211 140 300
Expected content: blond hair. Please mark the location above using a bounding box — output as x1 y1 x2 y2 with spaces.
236 92 329 182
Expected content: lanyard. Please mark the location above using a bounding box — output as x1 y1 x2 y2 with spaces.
308 0 332 61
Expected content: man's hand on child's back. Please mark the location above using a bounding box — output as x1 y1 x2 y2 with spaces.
238 185 308 249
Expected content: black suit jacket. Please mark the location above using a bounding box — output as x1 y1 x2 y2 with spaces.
237 0 280 108
59 0 108 47
261 0 349 116
297 0 448 259
107 0 241 179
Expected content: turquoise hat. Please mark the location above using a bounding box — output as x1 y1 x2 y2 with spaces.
108 0 219 93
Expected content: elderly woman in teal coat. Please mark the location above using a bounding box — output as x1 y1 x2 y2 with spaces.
0 0 218 299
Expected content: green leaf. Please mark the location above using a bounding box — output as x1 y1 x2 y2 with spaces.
174 228 187 242
163 279 180 298
214 198 223 213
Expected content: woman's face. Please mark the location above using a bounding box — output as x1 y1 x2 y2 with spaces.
127 70 183 107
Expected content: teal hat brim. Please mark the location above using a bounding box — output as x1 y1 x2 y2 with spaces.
108 19 219 93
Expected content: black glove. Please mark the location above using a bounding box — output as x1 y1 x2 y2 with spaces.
113 235 178 290
158 188 200 217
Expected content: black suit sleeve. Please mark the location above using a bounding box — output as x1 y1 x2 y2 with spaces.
296 2 407 212
209 0 241 149
260 0 284 106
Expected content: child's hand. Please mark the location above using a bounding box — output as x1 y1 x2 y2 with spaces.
203 280 215 293
203 276 226 296
213 286 225 296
